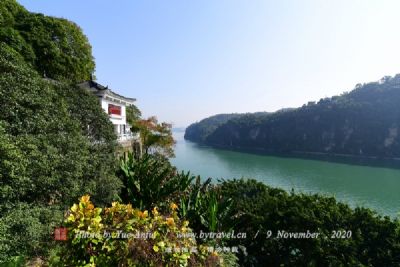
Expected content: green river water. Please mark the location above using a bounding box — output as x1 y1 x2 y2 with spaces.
171 130 400 218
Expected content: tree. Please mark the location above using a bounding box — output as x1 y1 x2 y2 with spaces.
0 0 27 26
126 105 142 125
0 1 120 260
136 116 176 157
0 0 95 82
126 105 176 158
0 42 120 206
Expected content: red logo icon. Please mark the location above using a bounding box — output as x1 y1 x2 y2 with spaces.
54 227 68 241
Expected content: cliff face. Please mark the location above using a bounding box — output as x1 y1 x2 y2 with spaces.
185 75 400 158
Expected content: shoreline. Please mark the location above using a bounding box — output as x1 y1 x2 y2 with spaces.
185 139 400 170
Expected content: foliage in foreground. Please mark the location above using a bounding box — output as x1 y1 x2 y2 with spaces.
55 195 226 267
0 1 120 262
219 179 400 267
0 204 63 265
178 177 234 238
117 155 400 266
118 153 195 210
118 153 235 241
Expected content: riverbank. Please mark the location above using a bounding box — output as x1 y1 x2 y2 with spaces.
188 140 400 170
172 131 400 218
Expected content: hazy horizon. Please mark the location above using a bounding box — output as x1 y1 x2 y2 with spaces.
18 0 400 127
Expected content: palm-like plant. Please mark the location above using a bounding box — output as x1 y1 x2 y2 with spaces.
179 177 234 240
118 152 194 209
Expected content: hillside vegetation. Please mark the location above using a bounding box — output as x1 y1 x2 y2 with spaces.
184 114 245 143
185 76 400 159
0 0 121 261
184 112 271 143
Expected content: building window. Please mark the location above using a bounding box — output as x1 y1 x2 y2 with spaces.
108 104 121 115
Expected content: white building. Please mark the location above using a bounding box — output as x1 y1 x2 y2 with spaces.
78 80 139 144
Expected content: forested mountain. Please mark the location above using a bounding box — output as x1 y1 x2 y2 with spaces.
184 114 244 142
185 75 400 159
184 112 270 143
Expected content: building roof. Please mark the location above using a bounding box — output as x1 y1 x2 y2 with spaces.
78 80 136 105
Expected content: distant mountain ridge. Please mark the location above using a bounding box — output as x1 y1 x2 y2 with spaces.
185 75 400 159
184 112 269 143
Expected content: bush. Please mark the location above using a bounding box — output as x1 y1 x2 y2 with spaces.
178 177 234 240
218 179 400 266
0 204 63 263
118 153 195 210
58 195 226 266
0 256 26 267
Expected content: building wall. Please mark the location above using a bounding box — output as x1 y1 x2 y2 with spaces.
100 97 127 134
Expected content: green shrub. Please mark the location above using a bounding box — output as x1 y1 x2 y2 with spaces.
218 179 400 266
0 256 26 267
58 195 226 266
118 153 195 210
0 204 63 263
179 177 234 240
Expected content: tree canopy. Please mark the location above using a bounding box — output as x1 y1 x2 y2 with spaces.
0 0 95 82
0 1 119 261
126 105 176 158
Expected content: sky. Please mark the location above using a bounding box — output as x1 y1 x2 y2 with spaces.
18 0 400 127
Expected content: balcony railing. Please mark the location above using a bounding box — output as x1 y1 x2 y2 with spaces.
117 132 140 142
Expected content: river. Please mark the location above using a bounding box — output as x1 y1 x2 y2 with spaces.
171 130 400 218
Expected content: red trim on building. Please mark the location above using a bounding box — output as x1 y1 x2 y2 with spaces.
108 104 121 115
